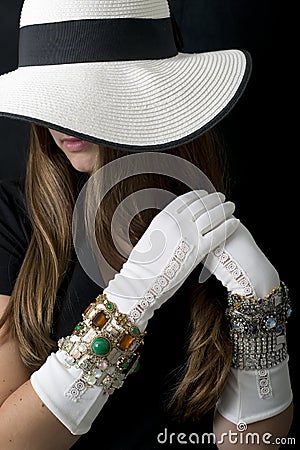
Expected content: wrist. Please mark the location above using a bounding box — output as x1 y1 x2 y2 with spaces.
226 282 291 370
58 294 145 396
31 294 145 435
218 282 293 426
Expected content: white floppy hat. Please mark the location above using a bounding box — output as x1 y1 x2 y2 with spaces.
0 0 251 151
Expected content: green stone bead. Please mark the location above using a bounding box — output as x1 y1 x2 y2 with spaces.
91 337 111 356
106 302 114 311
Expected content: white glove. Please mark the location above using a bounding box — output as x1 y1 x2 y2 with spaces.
103 190 239 330
217 359 293 425
204 222 293 425
204 221 280 298
31 190 239 435
31 351 109 435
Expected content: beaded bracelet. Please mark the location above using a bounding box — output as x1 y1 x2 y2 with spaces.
226 282 292 370
58 294 146 400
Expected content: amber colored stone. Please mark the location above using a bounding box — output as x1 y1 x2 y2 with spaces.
119 333 135 351
84 304 93 314
92 311 108 328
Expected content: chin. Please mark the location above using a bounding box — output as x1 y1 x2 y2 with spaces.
68 155 97 175
68 159 94 174
68 163 91 173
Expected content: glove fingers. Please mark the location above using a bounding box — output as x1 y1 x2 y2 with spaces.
202 217 240 253
186 192 226 221
174 189 208 214
196 201 235 235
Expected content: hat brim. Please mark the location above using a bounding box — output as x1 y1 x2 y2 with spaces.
0 50 251 151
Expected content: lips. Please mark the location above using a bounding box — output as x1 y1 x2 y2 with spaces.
62 137 90 152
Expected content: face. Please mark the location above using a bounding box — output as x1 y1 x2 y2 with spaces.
48 129 99 174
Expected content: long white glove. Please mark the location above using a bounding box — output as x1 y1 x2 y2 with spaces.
204 222 280 299
31 190 239 435
204 222 293 425
103 190 238 331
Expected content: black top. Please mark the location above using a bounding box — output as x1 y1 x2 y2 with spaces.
0 178 217 450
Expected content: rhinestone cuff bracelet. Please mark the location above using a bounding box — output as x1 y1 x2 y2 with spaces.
226 282 292 370
58 294 145 399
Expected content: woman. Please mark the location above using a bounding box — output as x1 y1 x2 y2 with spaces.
0 0 293 448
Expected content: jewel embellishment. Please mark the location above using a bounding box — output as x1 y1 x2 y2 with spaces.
58 294 145 401
227 283 292 370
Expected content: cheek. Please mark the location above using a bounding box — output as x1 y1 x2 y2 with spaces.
48 129 64 148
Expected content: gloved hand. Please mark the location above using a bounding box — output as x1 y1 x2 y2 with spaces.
31 190 239 435
103 190 238 330
204 221 293 425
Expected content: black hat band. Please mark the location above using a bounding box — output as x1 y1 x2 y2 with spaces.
18 18 178 67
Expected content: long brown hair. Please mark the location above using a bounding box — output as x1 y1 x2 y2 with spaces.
0 124 232 421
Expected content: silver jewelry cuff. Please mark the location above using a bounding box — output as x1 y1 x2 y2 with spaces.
226 282 292 370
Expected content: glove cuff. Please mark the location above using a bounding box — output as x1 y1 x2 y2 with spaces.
217 357 293 425
31 294 145 435
30 351 108 435
217 282 293 425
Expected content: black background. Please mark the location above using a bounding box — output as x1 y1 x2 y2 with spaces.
0 0 297 445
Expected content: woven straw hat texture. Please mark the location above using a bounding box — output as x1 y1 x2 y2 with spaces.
0 0 251 151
